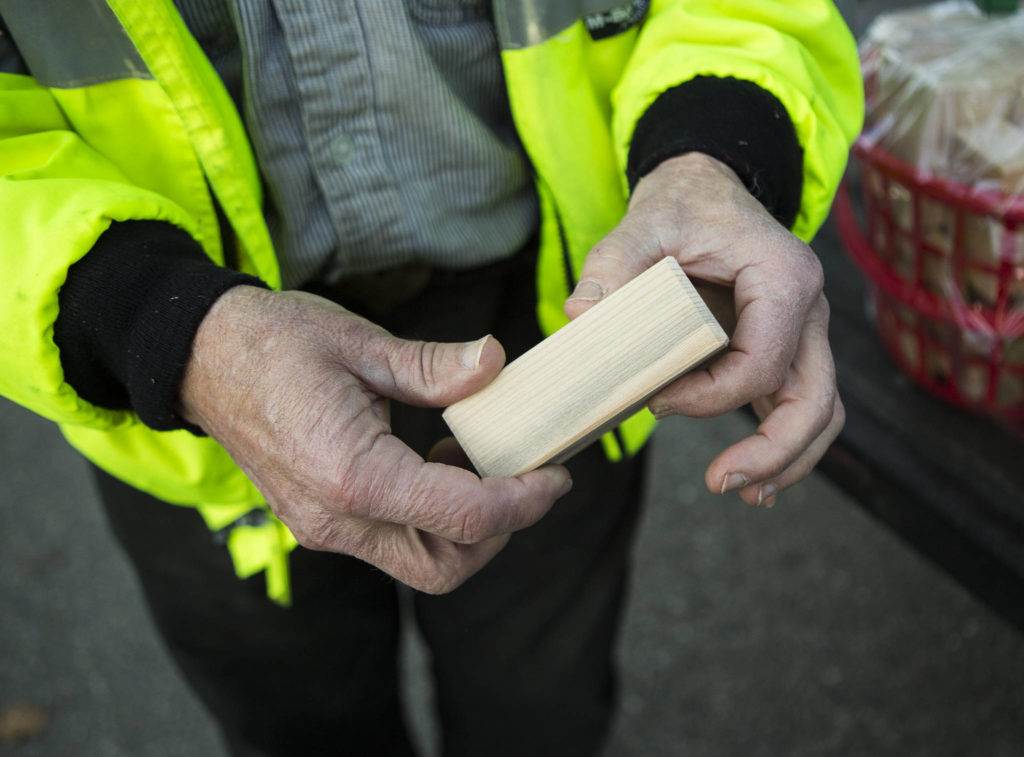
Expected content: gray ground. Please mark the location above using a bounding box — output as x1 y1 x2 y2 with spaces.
4 4 1024 755
3 368 1023 756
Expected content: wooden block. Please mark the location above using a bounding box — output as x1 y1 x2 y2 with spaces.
953 119 1024 195
442 257 729 478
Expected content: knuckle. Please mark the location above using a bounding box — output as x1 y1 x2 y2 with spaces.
817 294 832 325
760 363 788 396
380 338 441 398
292 529 321 550
780 245 824 299
817 387 838 426
409 555 466 594
587 239 630 271
291 508 340 552
833 396 847 431
393 340 436 388
418 340 440 387
802 254 825 295
590 226 652 268
328 467 369 519
334 435 393 520
455 507 493 544
421 571 464 595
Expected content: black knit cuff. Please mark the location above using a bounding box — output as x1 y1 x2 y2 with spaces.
54 221 268 433
627 76 804 229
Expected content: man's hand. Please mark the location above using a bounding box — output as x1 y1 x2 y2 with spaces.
179 286 572 593
565 153 844 507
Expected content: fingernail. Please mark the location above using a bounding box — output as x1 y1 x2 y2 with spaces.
758 483 778 507
650 406 672 420
461 335 491 370
568 279 605 303
720 472 750 494
546 468 573 496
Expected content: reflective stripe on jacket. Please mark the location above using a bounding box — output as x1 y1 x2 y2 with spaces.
0 0 863 601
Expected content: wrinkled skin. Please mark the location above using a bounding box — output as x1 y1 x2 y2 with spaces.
179 287 571 593
566 153 845 508
180 152 842 594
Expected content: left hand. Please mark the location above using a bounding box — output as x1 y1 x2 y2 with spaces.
564 153 844 507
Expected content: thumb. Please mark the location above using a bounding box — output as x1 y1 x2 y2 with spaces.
564 220 659 321
361 332 506 407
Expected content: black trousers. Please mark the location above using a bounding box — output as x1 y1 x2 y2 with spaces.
91 251 647 757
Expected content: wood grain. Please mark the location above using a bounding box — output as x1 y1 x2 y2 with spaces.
442 257 729 478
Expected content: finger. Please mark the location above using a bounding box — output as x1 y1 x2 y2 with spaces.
691 279 738 337
427 436 474 470
350 432 571 544
564 219 660 320
353 329 507 407
650 290 814 418
751 395 774 422
704 299 836 495
361 525 511 594
740 396 845 507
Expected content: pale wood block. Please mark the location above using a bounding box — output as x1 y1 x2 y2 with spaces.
442 257 729 478
954 119 1024 195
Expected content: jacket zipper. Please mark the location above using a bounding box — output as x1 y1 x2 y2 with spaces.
554 205 576 291
554 204 629 458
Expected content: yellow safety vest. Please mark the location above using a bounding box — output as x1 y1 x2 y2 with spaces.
0 0 863 602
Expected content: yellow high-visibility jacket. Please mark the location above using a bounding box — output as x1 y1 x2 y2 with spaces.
0 0 863 601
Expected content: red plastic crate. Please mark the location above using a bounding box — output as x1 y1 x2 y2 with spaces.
834 138 1024 424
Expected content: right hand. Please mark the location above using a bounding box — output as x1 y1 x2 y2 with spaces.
179 285 572 593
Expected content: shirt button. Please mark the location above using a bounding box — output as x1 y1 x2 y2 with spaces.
331 133 356 165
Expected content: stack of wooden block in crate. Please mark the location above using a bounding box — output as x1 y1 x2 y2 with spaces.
853 0 1024 417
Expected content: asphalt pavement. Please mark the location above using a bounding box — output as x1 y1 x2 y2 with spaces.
3 322 1023 756
3 5 1024 753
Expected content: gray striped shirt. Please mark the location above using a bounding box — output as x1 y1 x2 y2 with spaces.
177 0 538 289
